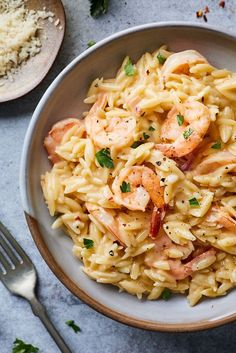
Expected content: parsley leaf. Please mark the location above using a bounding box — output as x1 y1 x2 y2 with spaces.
124 58 136 76
66 320 81 333
95 148 114 168
120 181 131 193
131 132 150 148
211 140 221 149
143 132 150 140
176 114 184 126
183 128 193 140
148 126 155 131
161 289 172 301
157 53 166 65
83 238 94 249
189 197 200 207
12 339 39 353
90 0 109 18
87 40 96 47
131 140 144 148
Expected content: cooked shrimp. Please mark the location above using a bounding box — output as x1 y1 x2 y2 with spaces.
168 248 216 280
155 101 211 157
206 205 236 233
161 49 207 81
44 118 84 164
86 203 126 246
112 166 165 212
145 230 194 267
194 151 236 175
85 93 136 149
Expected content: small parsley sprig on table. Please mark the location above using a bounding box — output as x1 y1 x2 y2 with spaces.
90 0 109 18
66 320 81 333
87 40 96 48
12 339 39 353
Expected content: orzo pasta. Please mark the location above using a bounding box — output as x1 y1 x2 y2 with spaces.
41 47 236 306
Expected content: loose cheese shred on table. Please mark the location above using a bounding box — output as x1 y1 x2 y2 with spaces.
0 0 55 79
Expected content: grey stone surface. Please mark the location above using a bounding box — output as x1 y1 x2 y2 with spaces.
1 0 236 352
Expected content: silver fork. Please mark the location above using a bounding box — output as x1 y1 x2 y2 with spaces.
0 221 72 353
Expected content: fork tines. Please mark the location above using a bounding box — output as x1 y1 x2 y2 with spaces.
0 221 28 273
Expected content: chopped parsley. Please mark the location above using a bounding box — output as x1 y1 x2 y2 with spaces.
83 238 94 249
189 197 200 207
161 288 172 301
120 181 131 193
157 53 166 65
89 0 109 18
148 126 155 131
66 320 81 333
87 40 96 47
124 58 136 76
143 132 150 140
131 132 150 148
12 339 39 353
131 140 144 148
176 114 184 126
183 128 193 140
211 140 221 149
95 148 114 169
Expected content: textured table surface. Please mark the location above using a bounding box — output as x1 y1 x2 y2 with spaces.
1 1 236 352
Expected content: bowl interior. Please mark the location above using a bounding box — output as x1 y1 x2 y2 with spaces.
21 24 236 330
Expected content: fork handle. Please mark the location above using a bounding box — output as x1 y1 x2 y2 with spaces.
29 296 73 353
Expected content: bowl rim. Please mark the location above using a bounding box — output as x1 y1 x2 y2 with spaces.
20 21 236 332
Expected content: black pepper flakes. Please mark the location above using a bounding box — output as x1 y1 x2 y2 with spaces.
161 177 165 182
156 161 162 166
203 14 208 22
109 250 114 256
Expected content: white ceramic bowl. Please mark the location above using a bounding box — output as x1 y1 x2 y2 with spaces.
20 23 236 331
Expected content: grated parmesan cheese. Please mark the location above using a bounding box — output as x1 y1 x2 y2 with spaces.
0 0 55 78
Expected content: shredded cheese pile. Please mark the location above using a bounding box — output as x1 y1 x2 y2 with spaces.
0 0 54 79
